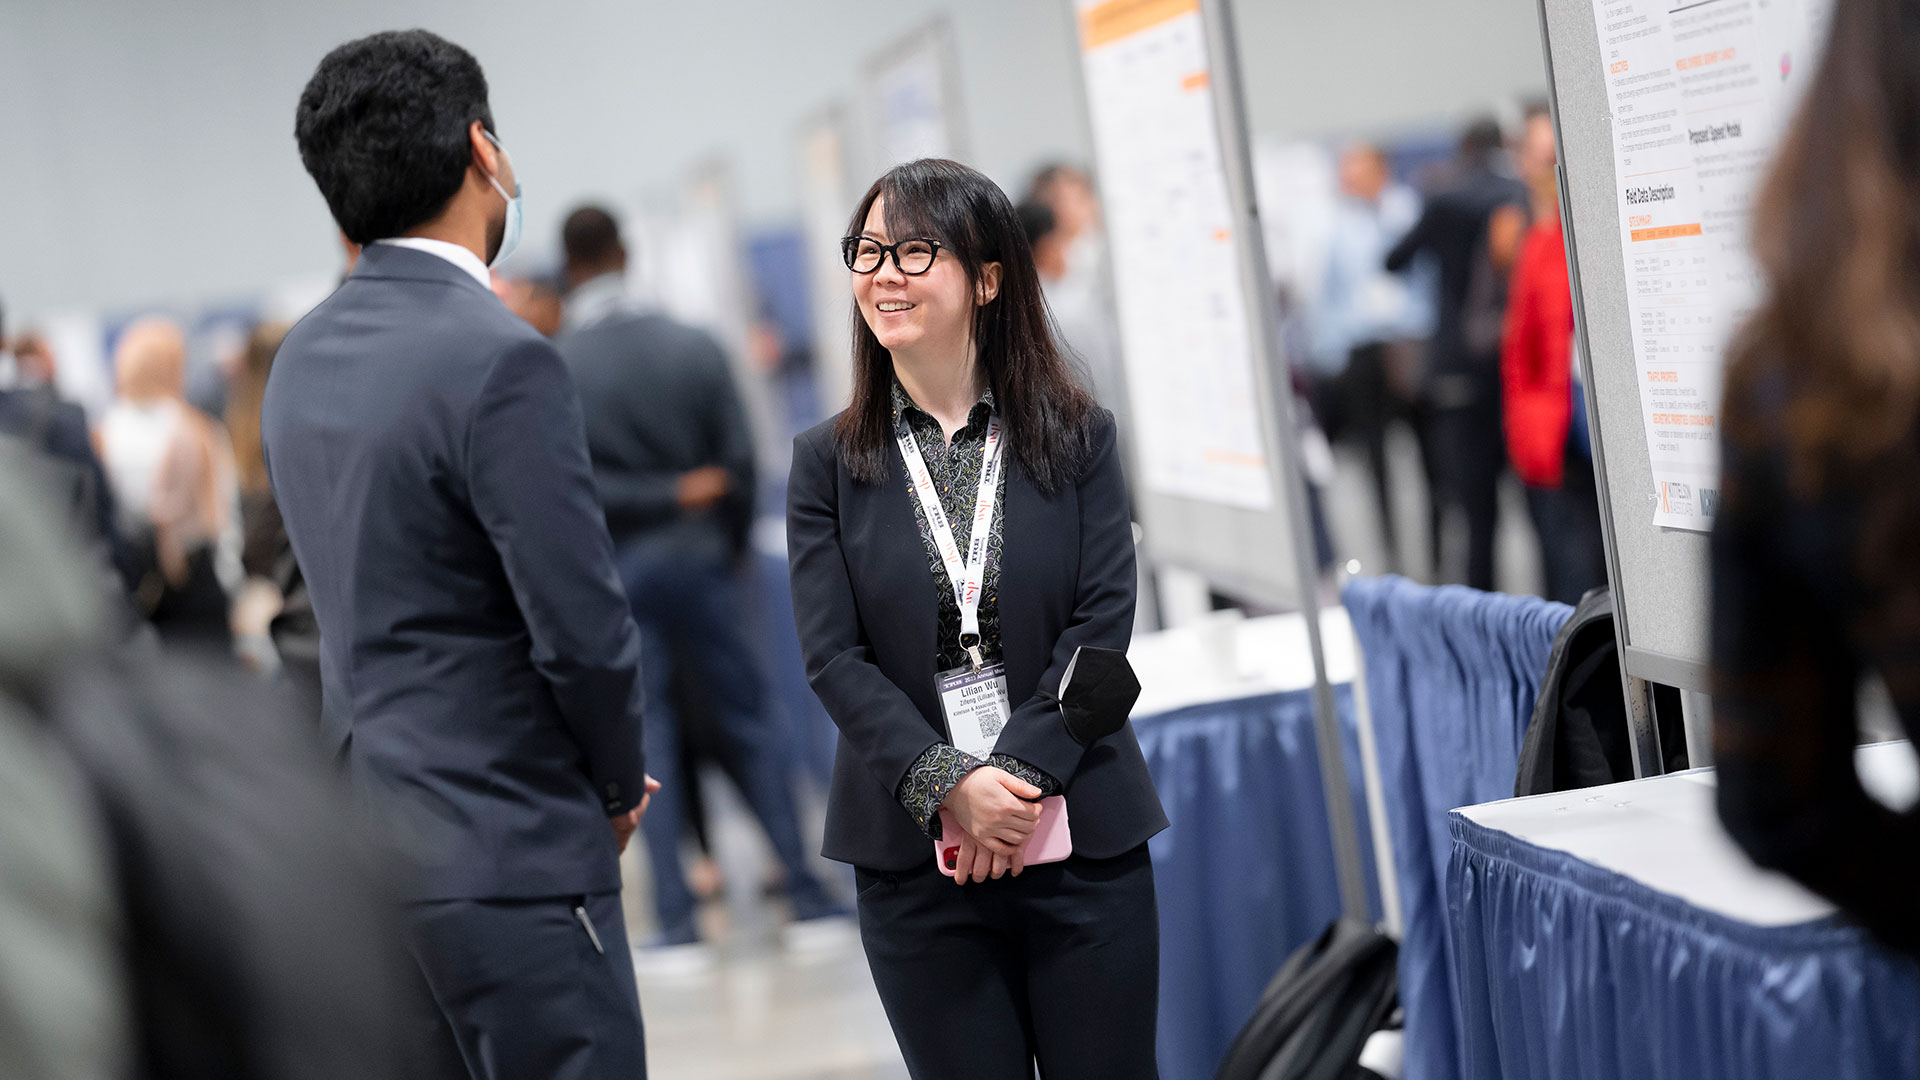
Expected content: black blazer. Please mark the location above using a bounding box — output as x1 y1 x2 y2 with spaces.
556 308 756 558
787 407 1168 870
262 244 646 901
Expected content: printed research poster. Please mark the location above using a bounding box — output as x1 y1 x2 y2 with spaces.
1592 0 1830 530
1075 0 1274 509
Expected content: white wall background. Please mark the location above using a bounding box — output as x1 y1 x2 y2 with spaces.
0 0 1548 321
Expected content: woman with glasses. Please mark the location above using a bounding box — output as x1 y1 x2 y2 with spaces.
787 158 1167 1078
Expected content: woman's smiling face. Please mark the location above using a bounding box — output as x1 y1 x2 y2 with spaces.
852 195 982 357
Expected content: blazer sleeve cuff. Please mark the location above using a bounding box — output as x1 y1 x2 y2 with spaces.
897 743 983 840
987 754 1061 799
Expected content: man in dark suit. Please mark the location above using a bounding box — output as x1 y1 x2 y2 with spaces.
1387 117 1530 591
264 32 651 1079
555 206 844 953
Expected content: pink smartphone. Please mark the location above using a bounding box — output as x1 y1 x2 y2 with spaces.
936 796 1072 877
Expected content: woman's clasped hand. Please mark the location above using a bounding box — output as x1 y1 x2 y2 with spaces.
940 766 1044 884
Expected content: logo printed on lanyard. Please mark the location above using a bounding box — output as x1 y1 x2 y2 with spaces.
897 413 1004 672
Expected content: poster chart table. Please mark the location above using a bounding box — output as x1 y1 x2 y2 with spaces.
1448 742 1920 1080
1130 609 1380 1080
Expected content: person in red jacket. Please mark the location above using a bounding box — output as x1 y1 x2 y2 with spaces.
1501 112 1607 604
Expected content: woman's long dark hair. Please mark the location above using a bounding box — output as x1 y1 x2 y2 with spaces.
834 158 1096 493
1725 0 1920 490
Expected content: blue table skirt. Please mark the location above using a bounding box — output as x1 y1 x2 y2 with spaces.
1135 684 1381 1080
1343 577 1572 1080
1448 813 1920 1080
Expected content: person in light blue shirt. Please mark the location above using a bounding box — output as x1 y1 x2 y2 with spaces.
1310 144 1432 571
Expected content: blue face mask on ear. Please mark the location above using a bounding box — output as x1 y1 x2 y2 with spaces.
481 130 523 266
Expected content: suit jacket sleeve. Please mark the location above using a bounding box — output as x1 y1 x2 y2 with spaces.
1384 203 1433 273
787 430 942 793
468 338 647 814
591 466 682 532
988 410 1136 784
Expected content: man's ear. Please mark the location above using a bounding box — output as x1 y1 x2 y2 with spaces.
469 121 499 180
976 262 1004 306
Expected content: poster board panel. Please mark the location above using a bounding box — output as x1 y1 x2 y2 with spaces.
1072 0 1308 608
861 17 969 174
797 109 857 416
1540 0 1832 689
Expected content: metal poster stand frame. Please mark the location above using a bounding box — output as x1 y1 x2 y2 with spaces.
1070 0 1373 923
1534 0 1710 776
1198 0 1370 924
795 106 858 418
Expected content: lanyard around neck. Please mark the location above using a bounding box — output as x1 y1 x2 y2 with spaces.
896 412 1004 673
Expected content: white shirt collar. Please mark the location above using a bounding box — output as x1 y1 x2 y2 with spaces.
374 237 492 290
561 272 649 334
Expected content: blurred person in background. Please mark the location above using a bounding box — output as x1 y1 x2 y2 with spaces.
790 159 1167 1079
98 316 239 648
1501 109 1606 604
1021 169 1126 419
555 204 845 960
494 269 564 337
1387 117 1528 590
1028 163 1103 279
270 31 652 1078
1712 0 1920 958
226 322 290 581
0 302 125 581
1312 143 1433 573
225 322 295 668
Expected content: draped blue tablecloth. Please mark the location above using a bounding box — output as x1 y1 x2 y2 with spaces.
1448 813 1920 1080
1135 683 1380 1080
1342 577 1572 1080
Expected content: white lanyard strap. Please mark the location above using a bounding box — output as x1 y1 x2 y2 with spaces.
897 412 1004 672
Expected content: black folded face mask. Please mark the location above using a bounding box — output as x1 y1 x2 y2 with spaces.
1057 646 1141 746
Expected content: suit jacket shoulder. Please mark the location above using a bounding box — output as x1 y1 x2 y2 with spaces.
795 413 847 463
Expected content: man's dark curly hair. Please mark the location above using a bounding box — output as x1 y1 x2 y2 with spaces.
295 30 495 245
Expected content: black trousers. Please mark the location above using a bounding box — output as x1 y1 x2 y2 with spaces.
855 845 1160 1080
1314 342 1404 568
1429 368 1507 591
1525 445 1609 606
405 890 645 1080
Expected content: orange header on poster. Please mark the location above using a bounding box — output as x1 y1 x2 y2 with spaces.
1080 0 1200 50
1629 223 1703 242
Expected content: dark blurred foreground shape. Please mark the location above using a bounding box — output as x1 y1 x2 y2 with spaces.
1710 0 1920 960
0 448 417 1079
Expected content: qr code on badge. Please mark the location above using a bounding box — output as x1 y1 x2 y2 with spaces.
979 712 1005 739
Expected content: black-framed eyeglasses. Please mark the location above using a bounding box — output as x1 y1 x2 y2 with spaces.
841 236 942 275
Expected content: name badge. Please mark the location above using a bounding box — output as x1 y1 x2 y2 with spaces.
938 662 1013 760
